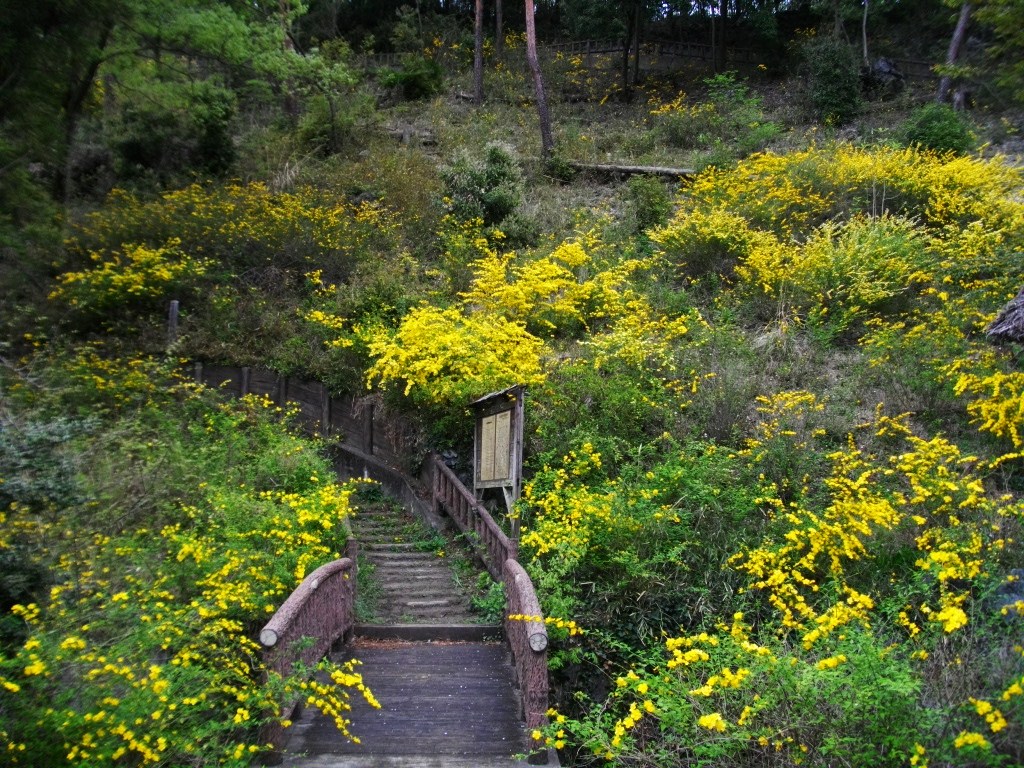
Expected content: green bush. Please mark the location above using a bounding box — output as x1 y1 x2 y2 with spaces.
900 103 975 154
379 56 444 100
622 175 672 235
442 143 525 227
297 90 375 154
652 72 781 160
803 36 863 125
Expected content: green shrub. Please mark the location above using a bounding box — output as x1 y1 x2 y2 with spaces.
900 102 975 154
651 72 781 160
442 143 525 227
803 36 863 125
379 56 444 100
297 90 375 154
0 348 376 765
622 175 672 234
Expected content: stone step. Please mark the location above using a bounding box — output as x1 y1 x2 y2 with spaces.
374 590 461 604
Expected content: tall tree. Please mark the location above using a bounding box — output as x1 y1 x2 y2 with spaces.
936 1 972 105
495 0 504 58
474 0 485 103
714 0 728 73
524 0 554 156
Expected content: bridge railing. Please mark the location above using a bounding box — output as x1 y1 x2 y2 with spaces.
429 454 549 764
431 454 518 580
258 548 357 757
504 559 550 764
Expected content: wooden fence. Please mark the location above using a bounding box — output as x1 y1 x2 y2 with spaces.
357 37 935 83
191 363 413 470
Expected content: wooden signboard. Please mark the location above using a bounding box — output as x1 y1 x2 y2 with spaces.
472 385 525 520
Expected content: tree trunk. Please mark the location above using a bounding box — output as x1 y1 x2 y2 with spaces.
474 0 484 104
495 0 503 59
862 0 870 65
631 0 642 87
714 0 727 73
56 20 114 201
937 1 972 105
524 0 553 157
621 1 636 100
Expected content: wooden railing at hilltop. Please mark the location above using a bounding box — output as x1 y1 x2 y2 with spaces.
358 37 935 81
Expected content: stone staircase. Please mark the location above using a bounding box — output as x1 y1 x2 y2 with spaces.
351 498 489 629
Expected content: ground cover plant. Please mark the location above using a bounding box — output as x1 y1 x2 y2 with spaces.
0 347 378 765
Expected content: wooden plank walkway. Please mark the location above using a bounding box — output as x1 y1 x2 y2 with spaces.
279 640 533 767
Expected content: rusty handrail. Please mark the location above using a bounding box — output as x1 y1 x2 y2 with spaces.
431 455 517 581
429 454 549 764
258 554 357 756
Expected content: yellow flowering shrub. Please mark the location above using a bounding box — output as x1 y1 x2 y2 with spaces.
365 304 546 405
50 239 212 314
0 350 377 766
541 405 1024 765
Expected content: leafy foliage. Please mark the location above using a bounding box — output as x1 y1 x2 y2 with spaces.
900 102 975 154
801 34 863 125
0 347 379 766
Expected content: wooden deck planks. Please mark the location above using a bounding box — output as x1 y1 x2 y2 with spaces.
281 641 529 762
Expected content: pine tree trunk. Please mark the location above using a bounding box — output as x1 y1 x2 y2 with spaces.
632 1 642 87
862 0 870 65
714 0 727 73
937 1 972 105
495 0 503 59
474 0 484 104
524 0 553 157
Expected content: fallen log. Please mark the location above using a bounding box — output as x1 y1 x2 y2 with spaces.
567 161 696 180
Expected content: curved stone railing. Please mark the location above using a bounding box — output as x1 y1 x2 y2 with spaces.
504 559 550 765
431 454 517 580
258 553 357 757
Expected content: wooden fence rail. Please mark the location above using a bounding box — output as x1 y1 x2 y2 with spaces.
429 453 549 764
504 558 550 764
431 454 517 581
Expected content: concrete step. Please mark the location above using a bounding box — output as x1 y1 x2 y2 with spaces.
353 624 502 642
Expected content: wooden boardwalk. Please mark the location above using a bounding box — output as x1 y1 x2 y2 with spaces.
279 640 533 767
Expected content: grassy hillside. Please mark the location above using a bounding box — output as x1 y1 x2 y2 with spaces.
4 35 1024 768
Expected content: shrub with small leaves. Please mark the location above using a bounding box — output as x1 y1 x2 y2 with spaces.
901 103 975 155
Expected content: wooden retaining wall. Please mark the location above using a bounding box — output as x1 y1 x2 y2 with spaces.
190 363 415 470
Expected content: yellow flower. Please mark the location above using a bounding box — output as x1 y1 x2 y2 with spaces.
953 731 990 750
697 712 728 732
